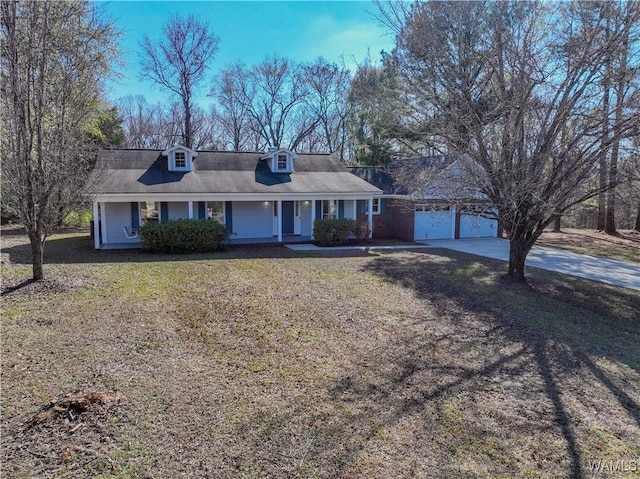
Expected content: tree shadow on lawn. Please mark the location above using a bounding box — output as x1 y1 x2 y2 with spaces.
1 233 385 268
350 250 640 476
208 249 638 478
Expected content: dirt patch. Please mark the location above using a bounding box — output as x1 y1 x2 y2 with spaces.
1 275 96 296
29 391 126 426
7 391 127 478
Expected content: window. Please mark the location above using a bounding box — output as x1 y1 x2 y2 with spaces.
322 200 338 219
277 154 288 171
372 198 381 215
207 202 225 224
141 201 159 223
415 204 450 212
175 151 186 169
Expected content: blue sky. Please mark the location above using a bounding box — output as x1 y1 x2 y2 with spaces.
99 1 395 106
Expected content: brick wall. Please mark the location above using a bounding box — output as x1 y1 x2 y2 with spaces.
356 199 415 241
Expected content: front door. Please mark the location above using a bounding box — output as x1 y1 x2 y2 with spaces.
282 201 295 235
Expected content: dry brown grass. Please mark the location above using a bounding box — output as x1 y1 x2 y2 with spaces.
537 228 640 264
2 228 639 478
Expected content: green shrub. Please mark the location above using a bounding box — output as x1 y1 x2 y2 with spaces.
313 218 356 247
139 219 229 253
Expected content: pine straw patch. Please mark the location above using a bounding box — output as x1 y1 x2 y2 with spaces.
2 230 640 478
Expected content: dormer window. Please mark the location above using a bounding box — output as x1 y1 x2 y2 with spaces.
175 151 186 169
261 148 299 174
163 145 198 172
277 154 288 171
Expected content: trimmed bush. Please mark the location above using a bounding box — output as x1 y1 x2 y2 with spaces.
313 218 356 247
139 219 229 253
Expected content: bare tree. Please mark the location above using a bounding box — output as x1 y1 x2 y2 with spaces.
618 143 640 231
1 0 119 280
301 58 352 157
212 55 354 153
596 2 613 232
140 14 219 149
117 95 167 148
604 1 639 234
378 1 640 282
215 55 314 151
210 63 255 151
249 55 310 150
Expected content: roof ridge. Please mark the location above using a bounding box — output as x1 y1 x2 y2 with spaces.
98 147 335 156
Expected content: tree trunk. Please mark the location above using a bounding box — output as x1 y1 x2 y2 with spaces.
184 100 192 149
508 237 530 282
604 176 617 235
604 27 628 236
634 202 640 232
29 232 44 281
553 215 561 232
597 11 612 232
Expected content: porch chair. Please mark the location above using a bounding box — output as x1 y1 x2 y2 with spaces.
123 226 139 239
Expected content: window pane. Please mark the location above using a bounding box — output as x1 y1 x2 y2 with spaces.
322 200 337 219
207 202 224 223
175 151 186 168
141 201 158 222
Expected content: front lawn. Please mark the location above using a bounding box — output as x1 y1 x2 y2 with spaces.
2 230 639 478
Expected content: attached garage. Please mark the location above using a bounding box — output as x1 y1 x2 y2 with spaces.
459 212 498 238
414 206 454 240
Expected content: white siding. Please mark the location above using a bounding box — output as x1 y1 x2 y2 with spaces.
300 201 312 236
104 202 139 244
168 202 189 220
232 201 274 239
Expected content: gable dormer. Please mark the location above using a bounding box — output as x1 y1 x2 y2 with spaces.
260 147 299 174
162 145 198 172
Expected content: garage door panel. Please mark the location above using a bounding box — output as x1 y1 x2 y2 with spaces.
414 210 452 240
459 214 497 238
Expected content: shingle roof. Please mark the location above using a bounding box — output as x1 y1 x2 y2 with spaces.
90 149 381 195
348 156 456 196
347 167 407 195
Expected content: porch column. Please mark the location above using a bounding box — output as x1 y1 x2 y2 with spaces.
450 205 457 239
277 200 283 242
311 200 316 239
367 198 374 239
93 201 100 249
188 201 194 219
100 202 108 245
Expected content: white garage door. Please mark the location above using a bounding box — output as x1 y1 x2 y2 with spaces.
459 213 497 238
414 207 453 240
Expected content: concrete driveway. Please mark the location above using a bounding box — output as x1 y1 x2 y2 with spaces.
422 238 640 291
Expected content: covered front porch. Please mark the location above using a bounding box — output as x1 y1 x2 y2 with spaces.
98 235 315 250
91 196 378 250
